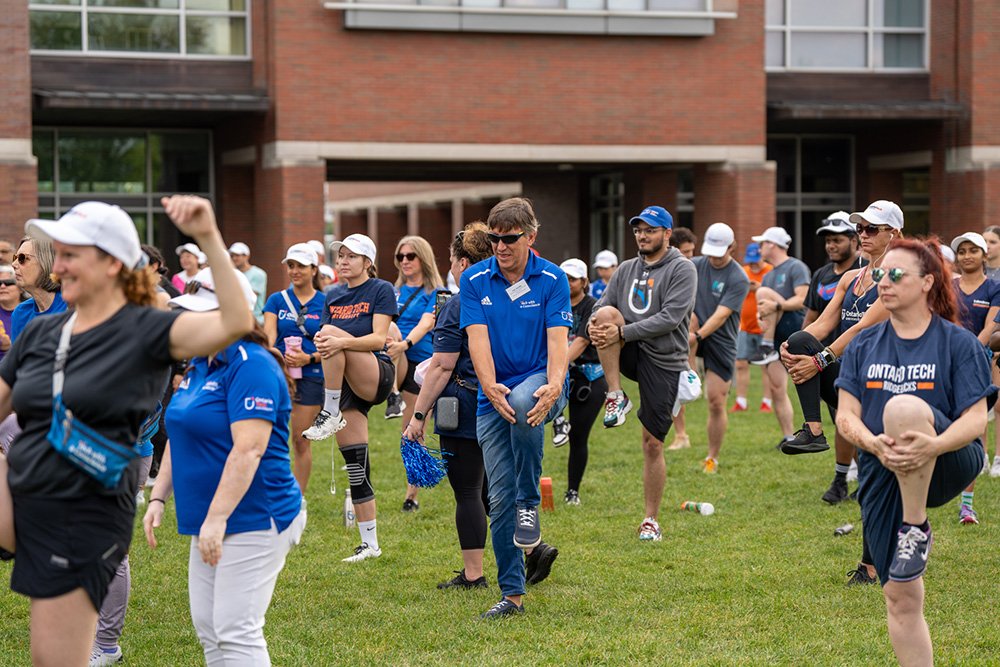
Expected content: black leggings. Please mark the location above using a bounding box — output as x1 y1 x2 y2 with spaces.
567 373 608 492
786 330 840 423
440 434 489 551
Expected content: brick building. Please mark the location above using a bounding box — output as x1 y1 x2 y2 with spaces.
2 0 996 278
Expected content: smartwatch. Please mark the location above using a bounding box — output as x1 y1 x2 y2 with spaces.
413 411 426 421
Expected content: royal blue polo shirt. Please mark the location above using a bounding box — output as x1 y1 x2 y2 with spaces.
165 340 301 535
460 251 572 416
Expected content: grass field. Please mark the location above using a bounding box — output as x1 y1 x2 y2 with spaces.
2 370 999 666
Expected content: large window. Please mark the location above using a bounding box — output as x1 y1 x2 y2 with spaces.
33 128 212 248
29 0 248 57
589 174 626 265
766 0 927 71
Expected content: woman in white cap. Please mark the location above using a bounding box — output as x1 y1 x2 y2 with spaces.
144 266 305 667
302 233 397 562
0 196 253 667
172 242 205 291
263 243 327 492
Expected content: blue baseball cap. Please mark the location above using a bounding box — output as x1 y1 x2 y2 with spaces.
628 206 673 229
743 243 762 264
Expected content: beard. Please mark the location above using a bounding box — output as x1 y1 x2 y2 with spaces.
638 237 665 256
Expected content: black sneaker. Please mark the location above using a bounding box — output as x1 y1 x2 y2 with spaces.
780 424 830 455
821 476 849 505
748 344 779 366
384 392 405 420
437 569 488 590
564 489 580 505
0 548 13 561
888 524 932 582
848 488 858 502
525 541 558 585
479 598 524 620
845 564 879 587
513 506 540 549
401 498 419 513
552 415 570 447
774 435 793 451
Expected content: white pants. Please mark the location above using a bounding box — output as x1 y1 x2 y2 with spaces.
188 508 306 666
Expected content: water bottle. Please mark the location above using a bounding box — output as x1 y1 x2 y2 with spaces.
681 501 715 516
540 477 554 511
343 489 355 528
834 523 853 536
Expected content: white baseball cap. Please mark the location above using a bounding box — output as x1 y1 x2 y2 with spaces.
318 264 335 280
176 242 207 265
939 244 956 264
951 232 988 254
816 211 855 236
228 242 250 256
282 243 318 266
593 250 618 269
559 258 588 280
701 222 735 258
751 226 792 249
168 267 256 313
26 202 147 270
849 200 904 230
330 233 377 263
307 240 326 257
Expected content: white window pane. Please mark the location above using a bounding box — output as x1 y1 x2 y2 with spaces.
607 0 644 9
766 30 784 67
649 0 703 9
505 0 561 7
789 32 866 68
566 0 604 8
876 0 924 27
765 0 783 25
874 33 924 68
462 0 500 7
186 16 245 55
790 0 866 27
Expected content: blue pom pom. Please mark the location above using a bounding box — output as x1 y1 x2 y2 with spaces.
400 436 450 487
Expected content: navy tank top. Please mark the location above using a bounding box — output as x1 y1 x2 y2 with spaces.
840 267 880 335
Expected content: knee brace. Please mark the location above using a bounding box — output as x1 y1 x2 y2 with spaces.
340 443 374 503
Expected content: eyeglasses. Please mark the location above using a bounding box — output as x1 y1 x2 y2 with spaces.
0 279 15 286
633 226 662 237
396 252 417 262
15 253 33 264
487 231 525 246
871 267 924 283
855 223 891 237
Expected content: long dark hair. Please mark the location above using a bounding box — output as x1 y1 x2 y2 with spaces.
887 237 959 324
244 321 296 395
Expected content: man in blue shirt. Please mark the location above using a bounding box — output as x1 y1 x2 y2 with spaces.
461 197 571 620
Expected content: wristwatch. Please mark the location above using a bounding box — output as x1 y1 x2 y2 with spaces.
413 411 426 421
820 348 837 367
406 339 414 349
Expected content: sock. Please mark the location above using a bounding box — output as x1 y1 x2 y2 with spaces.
735 397 747 409
762 338 774 348
835 462 850 479
358 519 379 551
761 397 773 408
902 519 930 533
961 491 974 509
323 389 342 414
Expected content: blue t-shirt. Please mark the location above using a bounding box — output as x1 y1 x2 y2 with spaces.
263 289 326 378
321 278 398 338
165 341 301 535
11 292 68 342
589 280 608 300
396 284 437 364
956 277 1000 335
460 252 573 416
431 293 478 440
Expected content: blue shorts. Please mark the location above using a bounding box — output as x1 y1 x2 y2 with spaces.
294 376 324 406
736 331 762 361
774 312 804 347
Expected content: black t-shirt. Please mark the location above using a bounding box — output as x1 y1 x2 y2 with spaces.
571 294 599 366
0 304 180 498
804 258 866 347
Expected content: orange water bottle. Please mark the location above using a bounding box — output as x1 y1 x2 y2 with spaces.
540 477 554 511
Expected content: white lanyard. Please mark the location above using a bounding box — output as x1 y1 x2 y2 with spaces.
52 311 79 399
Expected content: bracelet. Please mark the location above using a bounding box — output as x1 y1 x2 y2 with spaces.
619 326 625 342
812 354 826 371
776 301 783 312
695 332 703 344
149 498 166 505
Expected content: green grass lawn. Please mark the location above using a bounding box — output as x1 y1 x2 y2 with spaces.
2 370 999 665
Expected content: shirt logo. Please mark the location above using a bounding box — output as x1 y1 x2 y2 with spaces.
328 302 371 319
712 280 725 298
202 381 220 392
561 311 573 323
244 396 275 412
481 296 493 306
629 279 652 315
178 377 191 390
865 363 936 394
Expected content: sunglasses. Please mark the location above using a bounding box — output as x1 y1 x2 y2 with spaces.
0 279 15 286
855 223 891 237
396 252 417 262
295 304 309 328
487 231 525 246
871 267 924 283
15 253 33 264
183 280 213 295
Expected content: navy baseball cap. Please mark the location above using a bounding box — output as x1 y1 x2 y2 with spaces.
743 243 762 264
628 206 673 229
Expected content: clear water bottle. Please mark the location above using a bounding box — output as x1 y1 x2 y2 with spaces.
343 489 355 528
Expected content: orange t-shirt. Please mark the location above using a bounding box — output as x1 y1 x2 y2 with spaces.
740 263 773 334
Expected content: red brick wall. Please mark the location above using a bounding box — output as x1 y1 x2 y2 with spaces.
1 0 37 235
692 163 776 255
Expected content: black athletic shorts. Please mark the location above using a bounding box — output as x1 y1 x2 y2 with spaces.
696 336 736 383
341 352 395 418
400 357 421 395
620 342 680 442
11 493 133 610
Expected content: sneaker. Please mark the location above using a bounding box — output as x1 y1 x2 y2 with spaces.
603 391 633 428
728 402 747 413
748 344 779 366
401 498 419 513
888 524 932 582
959 505 980 525
991 455 1000 478
846 459 859 483
759 402 774 413
552 415 571 447
845 565 879 587
479 598 524 620
666 434 691 451
564 489 581 505
638 517 662 541
983 451 991 476
384 392 405 420
780 424 830 455
90 646 123 666
342 543 382 562
437 569 488 589
302 409 346 441
775 434 794 450
513 506 541 549
135 489 145 506
0 548 13 561
144 474 157 488
848 488 858 502
525 541 558 585
821 476 849 505
700 457 718 474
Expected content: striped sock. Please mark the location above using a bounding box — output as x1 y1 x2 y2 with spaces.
961 491 974 509
835 462 850 479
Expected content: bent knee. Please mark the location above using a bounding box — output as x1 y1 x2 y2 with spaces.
883 394 934 431
592 306 625 326
756 286 779 301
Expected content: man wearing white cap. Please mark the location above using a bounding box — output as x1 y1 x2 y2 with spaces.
803 213 863 337
590 250 617 300
748 226 811 444
229 242 268 325
688 223 750 472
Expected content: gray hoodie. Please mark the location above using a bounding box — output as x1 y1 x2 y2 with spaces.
592 246 697 371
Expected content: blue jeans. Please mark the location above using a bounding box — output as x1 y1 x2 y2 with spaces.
477 372 568 597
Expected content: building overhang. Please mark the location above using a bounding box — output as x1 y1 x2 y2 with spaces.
33 88 269 114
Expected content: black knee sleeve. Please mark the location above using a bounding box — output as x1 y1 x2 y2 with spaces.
340 443 374 503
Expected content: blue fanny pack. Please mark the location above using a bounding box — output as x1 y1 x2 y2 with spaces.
46 313 139 488
576 362 605 381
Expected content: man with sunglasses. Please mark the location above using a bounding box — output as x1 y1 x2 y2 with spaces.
589 206 697 542
460 197 571 619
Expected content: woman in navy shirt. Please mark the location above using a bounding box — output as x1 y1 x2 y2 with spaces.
263 243 327 492
302 233 397 562
835 238 993 666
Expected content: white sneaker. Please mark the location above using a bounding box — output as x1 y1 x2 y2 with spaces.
135 490 145 506
302 410 346 441
638 517 662 541
144 475 157 488
342 543 382 562
90 646 123 666
846 459 858 483
991 455 1000 479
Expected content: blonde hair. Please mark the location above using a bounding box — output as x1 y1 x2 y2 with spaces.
393 235 444 293
95 249 158 306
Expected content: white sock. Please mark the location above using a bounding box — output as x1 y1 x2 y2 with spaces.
762 338 774 348
762 397 773 408
323 389 342 414
735 397 747 409
358 519 378 551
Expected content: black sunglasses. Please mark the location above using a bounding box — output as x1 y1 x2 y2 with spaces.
855 223 891 237
0 279 15 286
487 231 525 246
295 304 308 328
396 252 417 262
15 253 33 264
183 280 213 295
871 267 924 284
